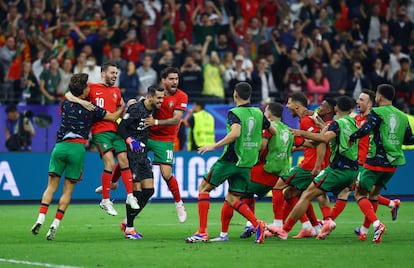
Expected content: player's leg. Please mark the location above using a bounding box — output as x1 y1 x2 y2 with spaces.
46 179 76 241
331 187 352 220
210 200 233 242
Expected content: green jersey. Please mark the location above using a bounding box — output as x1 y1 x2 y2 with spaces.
219 106 264 168
264 120 293 176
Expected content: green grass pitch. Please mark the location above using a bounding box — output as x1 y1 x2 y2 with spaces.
1 200 414 268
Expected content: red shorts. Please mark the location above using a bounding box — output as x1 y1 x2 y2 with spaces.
250 162 279 187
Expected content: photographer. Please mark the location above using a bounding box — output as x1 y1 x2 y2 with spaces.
4 105 35 152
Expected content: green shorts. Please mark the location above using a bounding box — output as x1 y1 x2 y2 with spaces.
49 142 85 181
204 160 251 196
92 132 127 157
313 166 358 195
356 167 395 192
146 138 174 165
281 166 313 191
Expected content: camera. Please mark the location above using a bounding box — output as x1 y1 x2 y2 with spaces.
22 110 34 119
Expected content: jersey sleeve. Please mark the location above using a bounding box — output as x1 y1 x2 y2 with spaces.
300 116 320 133
174 91 188 112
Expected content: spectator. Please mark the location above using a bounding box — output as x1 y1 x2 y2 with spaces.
192 4 221 54
251 58 278 104
106 46 127 73
119 60 140 102
389 6 413 53
137 54 158 97
0 35 16 104
179 55 203 103
306 67 330 105
121 29 147 65
201 36 225 103
16 61 40 105
389 41 410 81
283 47 308 96
347 60 370 100
57 59 73 99
39 57 61 104
369 57 390 91
224 54 251 102
392 57 414 103
324 51 348 96
4 104 35 152
82 55 101 83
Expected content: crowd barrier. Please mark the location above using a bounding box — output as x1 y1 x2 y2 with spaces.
1 150 413 202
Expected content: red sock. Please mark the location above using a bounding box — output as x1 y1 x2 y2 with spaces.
233 199 259 229
39 203 49 214
362 200 379 228
120 168 133 194
101 170 112 199
198 193 210 233
272 189 284 221
167 176 181 202
221 201 234 233
320 206 331 220
111 163 121 183
55 209 65 220
370 199 379 212
362 216 371 228
357 198 378 223
331 199 347 220
377 195 390 206
283 217 296 232
243 197 256 213
300 213 309 223
306 203 319 226
282 199 293 220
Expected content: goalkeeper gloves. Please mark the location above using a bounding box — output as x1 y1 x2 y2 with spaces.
126 137 145 152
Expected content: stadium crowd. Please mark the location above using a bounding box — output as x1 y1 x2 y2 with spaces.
0 0 414 108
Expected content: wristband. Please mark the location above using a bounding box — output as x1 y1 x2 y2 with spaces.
155 119 159 126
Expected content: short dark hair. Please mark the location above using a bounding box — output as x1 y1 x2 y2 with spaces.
101 61 118 72
160 67 179 79
147 84 164 96
336 95 354 112
235 82 252 100
69 73 89 97
5 104 17 113
194 100 206 109
267 102 284 118
377 84 395 101
361 88 375 103
289 92 308 107
323 97 337 110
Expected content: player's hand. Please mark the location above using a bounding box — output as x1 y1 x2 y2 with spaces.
311 167 321 179
126 137 145 152
144 115 155 128
198 144 215 155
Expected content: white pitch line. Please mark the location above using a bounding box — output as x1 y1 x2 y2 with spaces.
0 258 82 268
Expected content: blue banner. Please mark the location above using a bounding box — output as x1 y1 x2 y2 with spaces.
0 151 413 201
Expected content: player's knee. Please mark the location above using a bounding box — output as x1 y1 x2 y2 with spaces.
283 186 299 200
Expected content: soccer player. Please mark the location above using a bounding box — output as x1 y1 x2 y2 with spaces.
185 82 276 244
210 102 294 242
329 89 401 240
268 93 333 238
143 67 188 223
116 85 165 239
270 96 360 240
31 73 125 240
349 84 414 243
66 61 139 216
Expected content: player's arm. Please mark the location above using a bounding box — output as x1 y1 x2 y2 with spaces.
198 111 240 154
65 91 95 111
102 101 125 122
403 123 414 145
349 112 381 143
293 128 336 143
145 109 185 127
117 105 145 152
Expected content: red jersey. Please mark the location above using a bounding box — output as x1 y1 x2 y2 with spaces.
355 114 370 165
89 83 122 135
323 119 334 168
298 115 321 170
149 89 188 142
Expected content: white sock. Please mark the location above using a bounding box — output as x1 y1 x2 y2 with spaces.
37 213 45 224
220 232 228 237
51 218 60 229
175 201 183 207
302 221 312 230
126 227 135 232
273 219 283 227
361 226 369 234
389 200 394 208
314 224 322 234
372 220 380 228
245 221 253 227
102 198 109 202
127 193 133 198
